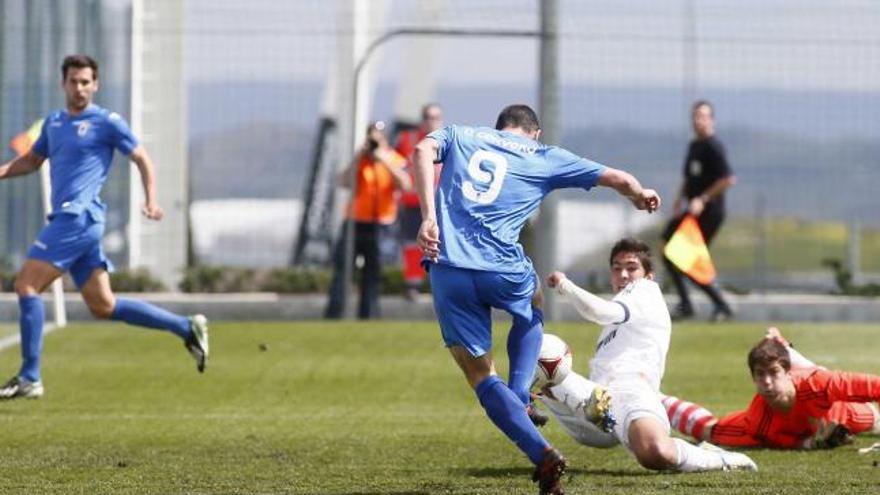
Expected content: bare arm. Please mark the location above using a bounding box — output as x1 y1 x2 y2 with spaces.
129 146 164 220
374 148 412 191
546 271 626 325
688 175 737 216
597 167 661 213
0 151 45 180
412 137 440 261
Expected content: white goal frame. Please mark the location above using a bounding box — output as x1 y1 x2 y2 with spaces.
39 162 67 328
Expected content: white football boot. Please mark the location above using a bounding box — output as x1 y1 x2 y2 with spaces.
184 314 210 373
0 376 44 400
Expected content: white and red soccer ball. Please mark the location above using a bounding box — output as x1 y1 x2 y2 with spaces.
533 333 573 388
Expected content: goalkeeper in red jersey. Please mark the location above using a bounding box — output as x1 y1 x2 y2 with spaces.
663 328 880 449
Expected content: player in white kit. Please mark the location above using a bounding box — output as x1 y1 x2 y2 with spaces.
538 238 757 472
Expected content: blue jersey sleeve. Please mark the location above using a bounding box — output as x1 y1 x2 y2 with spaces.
31 119 50 157
106 112 139 155
427 125 456 162
546 146 606 191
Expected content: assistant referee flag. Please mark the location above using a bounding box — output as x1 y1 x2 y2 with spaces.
9 119 44 157
664 214 717 285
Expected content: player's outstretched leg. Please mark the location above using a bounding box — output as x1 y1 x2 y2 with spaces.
476 375 551 462
475 375 565 494
111 299 210 372
629 417 757 472
684 441 758 472
109 299 209 373
81 270 209 372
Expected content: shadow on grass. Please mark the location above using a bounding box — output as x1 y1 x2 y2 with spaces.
460 466 653 478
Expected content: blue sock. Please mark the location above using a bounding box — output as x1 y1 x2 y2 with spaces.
507 307 544 405
475 375 549 464
18 295 45 383
110 297 191 340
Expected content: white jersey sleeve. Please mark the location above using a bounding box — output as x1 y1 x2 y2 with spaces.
556 278 627 325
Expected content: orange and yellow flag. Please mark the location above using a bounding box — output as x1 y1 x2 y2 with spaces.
663 214 716 285
9 119 44 157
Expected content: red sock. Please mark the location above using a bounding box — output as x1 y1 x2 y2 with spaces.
661 394 716 440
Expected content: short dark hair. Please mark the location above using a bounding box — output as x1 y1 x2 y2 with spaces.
692 99 713 116
495 104 540 133
609 238 653 274
747 338 791 375
62 54 99 80
421 103 442 121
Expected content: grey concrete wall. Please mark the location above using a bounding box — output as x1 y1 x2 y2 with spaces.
1 293 877 323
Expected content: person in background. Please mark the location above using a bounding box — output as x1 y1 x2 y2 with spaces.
325 121 411 319
663 100 737 322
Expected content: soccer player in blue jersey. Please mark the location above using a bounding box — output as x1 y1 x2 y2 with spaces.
411 104 661 494
0 55 208 399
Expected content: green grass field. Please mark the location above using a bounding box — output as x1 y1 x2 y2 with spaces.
0 321 878 494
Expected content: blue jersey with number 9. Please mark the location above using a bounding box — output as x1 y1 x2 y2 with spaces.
427 124 606 274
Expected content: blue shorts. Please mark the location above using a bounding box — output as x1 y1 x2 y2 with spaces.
26 212 114 289
429 263 537 357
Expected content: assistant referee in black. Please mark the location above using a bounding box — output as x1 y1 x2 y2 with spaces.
663 100 737 322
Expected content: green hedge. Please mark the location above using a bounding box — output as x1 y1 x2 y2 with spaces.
0 258 430 295
110 268 167 292
179 265 429 294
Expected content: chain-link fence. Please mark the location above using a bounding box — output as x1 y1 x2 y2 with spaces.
2 0 877 291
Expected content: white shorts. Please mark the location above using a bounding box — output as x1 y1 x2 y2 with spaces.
607 376 670 452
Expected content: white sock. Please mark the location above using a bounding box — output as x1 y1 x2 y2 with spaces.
540 373 619 448
548 372 597 411
673 439 725 472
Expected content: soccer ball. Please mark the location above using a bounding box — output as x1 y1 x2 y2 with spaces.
533 334 573 388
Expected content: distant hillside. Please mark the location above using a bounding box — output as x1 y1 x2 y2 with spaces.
188 81 879 225
189 122 314 200
189 81 880 140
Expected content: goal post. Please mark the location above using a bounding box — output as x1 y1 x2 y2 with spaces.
38 162 67 328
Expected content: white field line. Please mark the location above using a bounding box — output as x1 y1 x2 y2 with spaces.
0 323 59 352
